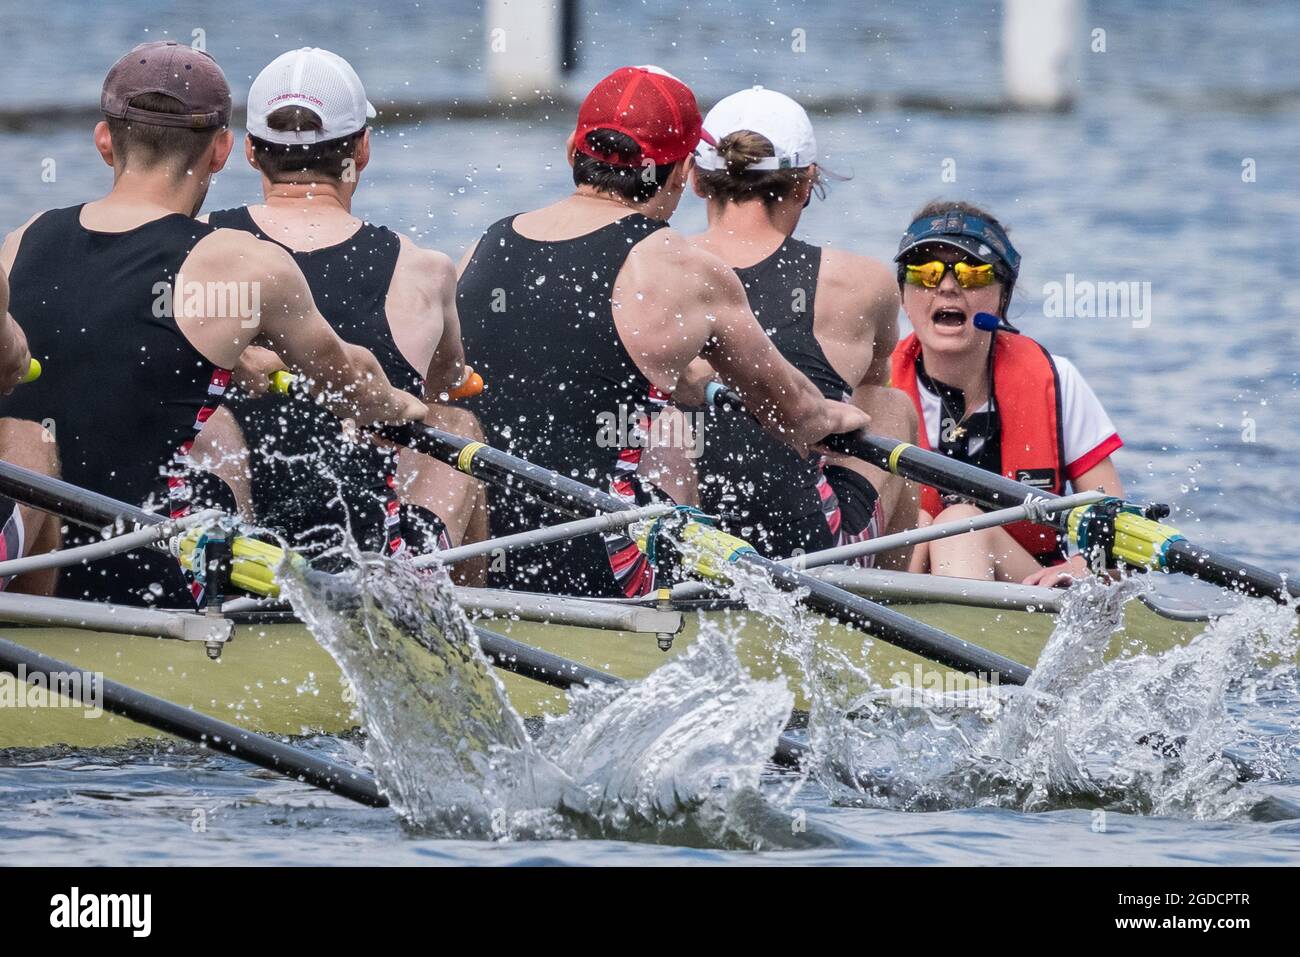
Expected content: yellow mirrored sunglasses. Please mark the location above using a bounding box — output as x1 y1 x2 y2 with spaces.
903 260 997 289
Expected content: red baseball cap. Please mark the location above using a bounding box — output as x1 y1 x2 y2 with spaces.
574 66 715 167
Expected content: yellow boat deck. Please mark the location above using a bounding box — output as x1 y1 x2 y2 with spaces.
0 602 1200 749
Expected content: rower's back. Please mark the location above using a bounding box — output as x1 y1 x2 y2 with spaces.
696 237 854 557
210 206 424 560
458 207 668 597
689 88 901 562
1 205 231 603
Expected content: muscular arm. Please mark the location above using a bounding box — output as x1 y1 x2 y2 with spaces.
0 275 30 394
424 253 468 397
615 235 863 455
177 231 425 425
0 217 39 392
815 250 900 390
387 238 466 398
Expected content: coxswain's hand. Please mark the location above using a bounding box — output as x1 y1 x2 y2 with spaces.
233 345 288 398
1022 553 1091 588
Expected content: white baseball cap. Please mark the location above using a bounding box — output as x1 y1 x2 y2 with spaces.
247 47 377 145
695 86 817 171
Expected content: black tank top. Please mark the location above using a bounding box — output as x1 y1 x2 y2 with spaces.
1 204 227 604
208 207 422 560
697 236 851 557
457 212 668 597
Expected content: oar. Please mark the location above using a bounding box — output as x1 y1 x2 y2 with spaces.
0 458 159 531
378 423 1033 685
0 634 387 807
703 383 1300 608
0 458 293 599
820 430 1300 607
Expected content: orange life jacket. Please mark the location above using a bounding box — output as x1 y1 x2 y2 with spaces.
890 331 1066 561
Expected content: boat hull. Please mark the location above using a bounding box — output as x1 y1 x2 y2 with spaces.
0 602 1199 750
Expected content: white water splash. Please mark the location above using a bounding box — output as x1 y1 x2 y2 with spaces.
812 575 1299 819
284 554 815 847
283 555 577 835
536 615 794 834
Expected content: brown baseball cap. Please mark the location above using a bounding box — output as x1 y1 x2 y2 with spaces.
101 41 231 129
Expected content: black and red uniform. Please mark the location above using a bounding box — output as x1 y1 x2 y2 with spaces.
457 213 669 598
0 205 231 605
207 207 446 566
697 236 884 561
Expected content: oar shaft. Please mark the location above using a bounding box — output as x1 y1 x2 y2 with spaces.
743 552 1031 684
0 635 387 807
0 459 161 531
473 625 622 689
381 424 629 517
824 432 1037 513
386 423 1030 684
826 431 1300 605
1164 539 1300 602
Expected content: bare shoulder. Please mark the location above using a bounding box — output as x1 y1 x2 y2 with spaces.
394 233 457 288
817 247 898 324
0 212 46 271
455 237 481 277
623 226 744 304
187 228 299 282
819 247 896 299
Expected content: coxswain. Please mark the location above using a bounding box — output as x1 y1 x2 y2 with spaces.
890 201 1123 586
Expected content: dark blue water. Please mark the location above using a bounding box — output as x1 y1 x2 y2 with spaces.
0 0 1297 864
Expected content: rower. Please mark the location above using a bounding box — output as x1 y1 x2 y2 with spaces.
0 269 59 594
890 201 1124 586
0 41 426 606
200 47 485 570
686 87 918 567
456 66 867 598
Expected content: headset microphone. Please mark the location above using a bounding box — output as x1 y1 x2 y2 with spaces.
973 311 1001 332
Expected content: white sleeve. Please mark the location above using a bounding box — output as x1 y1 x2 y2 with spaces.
1052 354 1122 481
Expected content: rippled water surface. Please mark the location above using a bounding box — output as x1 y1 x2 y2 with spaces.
0 0 1298 864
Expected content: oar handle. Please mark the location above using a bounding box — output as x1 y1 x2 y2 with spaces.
268 369 295 394
705 383 1039 508
448 369 484 400
266 367 483 400
824 430 1040 510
